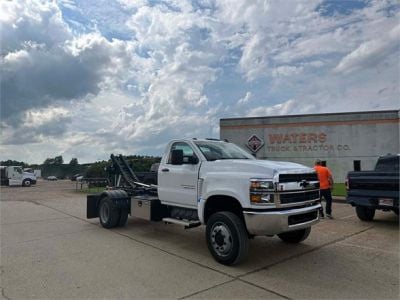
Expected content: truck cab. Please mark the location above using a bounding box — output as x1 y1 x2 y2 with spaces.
0 166 37 187
158 139 321 230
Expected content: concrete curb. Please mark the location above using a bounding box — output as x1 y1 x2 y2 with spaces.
333 196 346 203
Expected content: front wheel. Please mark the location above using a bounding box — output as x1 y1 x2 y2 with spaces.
278 227 311 243
356 206 375 221
22 179 31 187
206 211 249 266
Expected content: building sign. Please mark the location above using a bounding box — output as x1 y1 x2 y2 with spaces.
247 134 264 153
266 132 351 152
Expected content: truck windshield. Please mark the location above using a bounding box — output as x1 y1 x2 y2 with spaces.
194 141 255 161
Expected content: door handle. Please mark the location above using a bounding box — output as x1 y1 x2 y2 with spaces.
161 168 169 172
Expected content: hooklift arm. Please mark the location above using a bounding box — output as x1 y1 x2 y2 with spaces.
87 154 157 219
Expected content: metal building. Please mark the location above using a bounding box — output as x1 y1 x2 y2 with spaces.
220 110 400 182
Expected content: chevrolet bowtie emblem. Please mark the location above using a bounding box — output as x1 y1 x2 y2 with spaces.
300 180 309 188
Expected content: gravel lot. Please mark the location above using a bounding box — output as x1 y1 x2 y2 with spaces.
1 180 399 299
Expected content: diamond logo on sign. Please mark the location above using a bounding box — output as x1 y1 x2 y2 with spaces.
247 135 264 153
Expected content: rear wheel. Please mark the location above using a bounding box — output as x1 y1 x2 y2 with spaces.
117 209 129 227
278 227 311 243
99 197 120 228
206 211 249 265
356 206 375 221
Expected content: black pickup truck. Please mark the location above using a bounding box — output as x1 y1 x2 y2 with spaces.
346 154 399 221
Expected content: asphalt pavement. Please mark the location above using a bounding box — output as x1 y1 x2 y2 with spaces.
1 180 399 299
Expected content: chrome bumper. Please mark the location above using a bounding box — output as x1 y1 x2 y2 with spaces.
243 203 321 236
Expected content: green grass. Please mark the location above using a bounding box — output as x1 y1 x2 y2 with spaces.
332 183 347 197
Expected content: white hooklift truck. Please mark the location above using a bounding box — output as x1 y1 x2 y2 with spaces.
0 166 37 187
87 139 321 265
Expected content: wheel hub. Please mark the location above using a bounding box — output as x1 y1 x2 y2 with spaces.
100 203 109 223
211 223 232 256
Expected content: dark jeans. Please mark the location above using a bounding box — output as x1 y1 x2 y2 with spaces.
320 189 333 215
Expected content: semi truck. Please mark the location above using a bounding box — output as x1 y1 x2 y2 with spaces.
87 138 321 265
0 166 37 187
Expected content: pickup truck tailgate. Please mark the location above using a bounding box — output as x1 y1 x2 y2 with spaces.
347 171 399 208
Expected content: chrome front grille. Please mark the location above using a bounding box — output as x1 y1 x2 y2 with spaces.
279 190 320 204
279 173 318 183
276 172 320 206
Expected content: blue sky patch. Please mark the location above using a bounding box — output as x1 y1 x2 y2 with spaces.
317 0 369 16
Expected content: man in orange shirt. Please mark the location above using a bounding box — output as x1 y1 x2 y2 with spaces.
314 159 334 219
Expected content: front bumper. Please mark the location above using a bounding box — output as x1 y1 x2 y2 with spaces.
243 203 321 236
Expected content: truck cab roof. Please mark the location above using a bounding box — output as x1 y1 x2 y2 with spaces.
375 154 399 172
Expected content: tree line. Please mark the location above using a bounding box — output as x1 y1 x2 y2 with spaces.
1 155 161 179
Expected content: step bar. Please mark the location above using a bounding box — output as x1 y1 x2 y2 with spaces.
162 217 201 229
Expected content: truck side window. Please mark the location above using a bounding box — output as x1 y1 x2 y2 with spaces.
168 142 197 164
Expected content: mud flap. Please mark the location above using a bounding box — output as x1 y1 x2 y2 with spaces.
87 193 102 219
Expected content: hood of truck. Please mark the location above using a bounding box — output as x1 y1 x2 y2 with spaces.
23 172 37 179
200 159 314 179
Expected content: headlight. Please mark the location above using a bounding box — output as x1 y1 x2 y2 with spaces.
249 179 275 205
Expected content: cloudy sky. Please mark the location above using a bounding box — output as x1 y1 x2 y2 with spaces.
1 0 399 163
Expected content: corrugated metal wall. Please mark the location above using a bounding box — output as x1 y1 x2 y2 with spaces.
220 110 400 183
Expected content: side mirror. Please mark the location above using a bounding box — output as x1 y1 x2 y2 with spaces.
189 156 199 164
171 149 183 165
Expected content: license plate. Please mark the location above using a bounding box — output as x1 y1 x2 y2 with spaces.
379 198 393 206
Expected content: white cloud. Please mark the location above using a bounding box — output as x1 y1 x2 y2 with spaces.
4 49 30 63
272 65 304 78
1 29 137 123
24 107 71 128
334 23 400 74
0 0 71 54
238 33 269 81
246 99 300 117
237 92 252 105
1 106 72 146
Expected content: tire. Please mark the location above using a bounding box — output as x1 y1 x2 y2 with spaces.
356 206 375 221
206 211 249 266
99 197 120 228
278 227 311 243
117 209 129 227
22 179 31 187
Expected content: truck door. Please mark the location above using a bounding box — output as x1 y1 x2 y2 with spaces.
9 167 23 186
158 142 200 208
